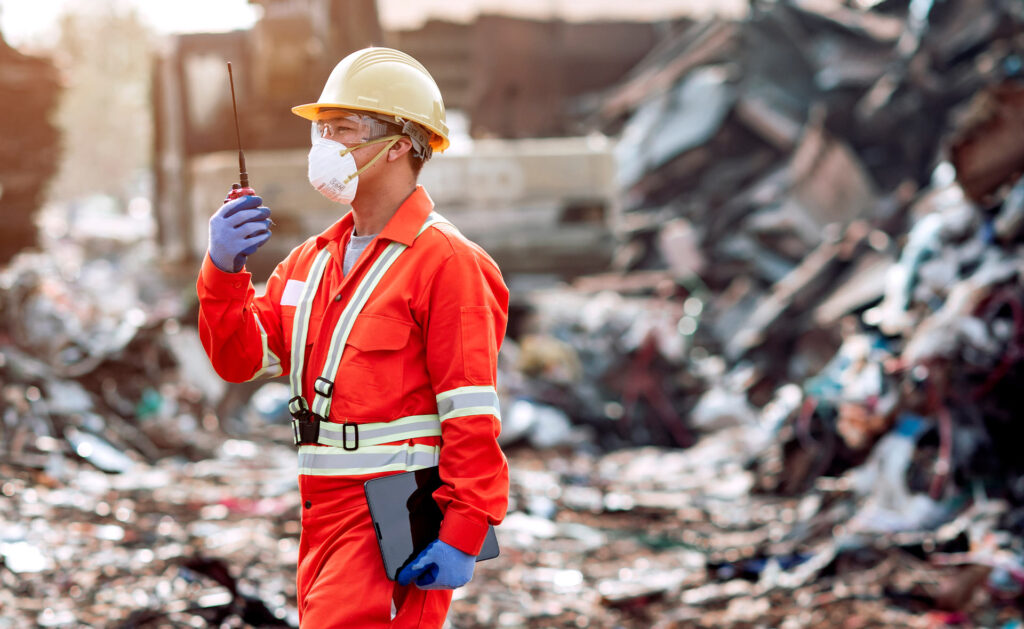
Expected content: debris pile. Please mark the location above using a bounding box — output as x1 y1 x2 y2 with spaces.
497 0 1024 470
594 0 1024 371
0 226 229 478
479 1 1024 625
455 433 1024 628
0 220 304 626
0 436 300 628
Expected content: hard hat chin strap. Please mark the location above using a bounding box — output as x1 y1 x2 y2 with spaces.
338 135 403 185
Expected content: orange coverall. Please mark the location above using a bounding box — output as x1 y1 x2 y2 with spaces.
196 186 510 627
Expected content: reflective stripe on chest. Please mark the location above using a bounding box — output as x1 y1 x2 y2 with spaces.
289 212 450 422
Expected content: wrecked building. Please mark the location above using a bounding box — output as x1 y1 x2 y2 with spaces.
0 32 61 266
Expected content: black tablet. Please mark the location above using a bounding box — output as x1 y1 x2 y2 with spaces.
363 466 500 581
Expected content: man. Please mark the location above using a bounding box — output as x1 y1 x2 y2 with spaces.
196 47 509 627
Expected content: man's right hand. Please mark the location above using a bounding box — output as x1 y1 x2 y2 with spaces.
208 195 272 273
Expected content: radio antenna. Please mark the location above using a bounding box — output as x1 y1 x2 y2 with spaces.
227 61 249 189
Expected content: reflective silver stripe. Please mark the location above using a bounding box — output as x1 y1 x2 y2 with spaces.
311 240 407 418
289 249 331 404
247 311 282 381
318 414 441 448
297 444 439 476
310 213 452 420
288 214 452 439
417 213 447 237
435 386 501 422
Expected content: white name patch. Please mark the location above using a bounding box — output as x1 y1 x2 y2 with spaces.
280 279 305 307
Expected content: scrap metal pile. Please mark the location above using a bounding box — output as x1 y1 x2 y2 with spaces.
3 0 1024 627
0 219 307 626
484 0 1024 625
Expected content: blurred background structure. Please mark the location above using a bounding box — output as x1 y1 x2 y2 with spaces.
2 0 1024 627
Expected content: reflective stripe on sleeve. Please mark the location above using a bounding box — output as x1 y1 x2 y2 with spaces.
435 386 501 422
297 443 440 476
317 414 441 448
247 311 282 381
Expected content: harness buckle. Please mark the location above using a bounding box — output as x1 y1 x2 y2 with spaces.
288 396 322 446
314 377 334 398
341 423 359 451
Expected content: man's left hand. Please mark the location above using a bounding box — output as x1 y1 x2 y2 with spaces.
396 539 475 590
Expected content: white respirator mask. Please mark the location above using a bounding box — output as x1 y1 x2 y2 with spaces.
308 137 361 205
307 121 403 205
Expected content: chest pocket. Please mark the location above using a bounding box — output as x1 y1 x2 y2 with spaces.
342 314 413 407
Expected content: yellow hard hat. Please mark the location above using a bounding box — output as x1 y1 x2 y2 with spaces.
292 47 449 153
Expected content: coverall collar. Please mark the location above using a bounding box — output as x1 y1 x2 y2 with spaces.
315 185 435 251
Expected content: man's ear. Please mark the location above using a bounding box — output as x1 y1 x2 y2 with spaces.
388 137 413 162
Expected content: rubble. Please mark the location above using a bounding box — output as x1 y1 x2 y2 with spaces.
478 0 1024 625
0 206 306 626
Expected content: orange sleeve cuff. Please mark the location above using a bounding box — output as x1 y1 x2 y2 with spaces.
199 252 252 294
438 509 489 556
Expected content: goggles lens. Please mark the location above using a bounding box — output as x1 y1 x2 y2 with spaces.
309 110 432 160
312 113 365 143
311 111 397 145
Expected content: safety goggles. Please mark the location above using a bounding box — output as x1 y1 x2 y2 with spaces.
312 109 433 160
311 110 397 146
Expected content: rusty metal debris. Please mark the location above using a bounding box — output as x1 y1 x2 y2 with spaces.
0 31 60 266
484 0 1024 625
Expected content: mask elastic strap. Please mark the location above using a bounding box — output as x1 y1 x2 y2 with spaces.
338 135 403 185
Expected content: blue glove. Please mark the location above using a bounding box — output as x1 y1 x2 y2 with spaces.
396 539 476 590
208 195 272 273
